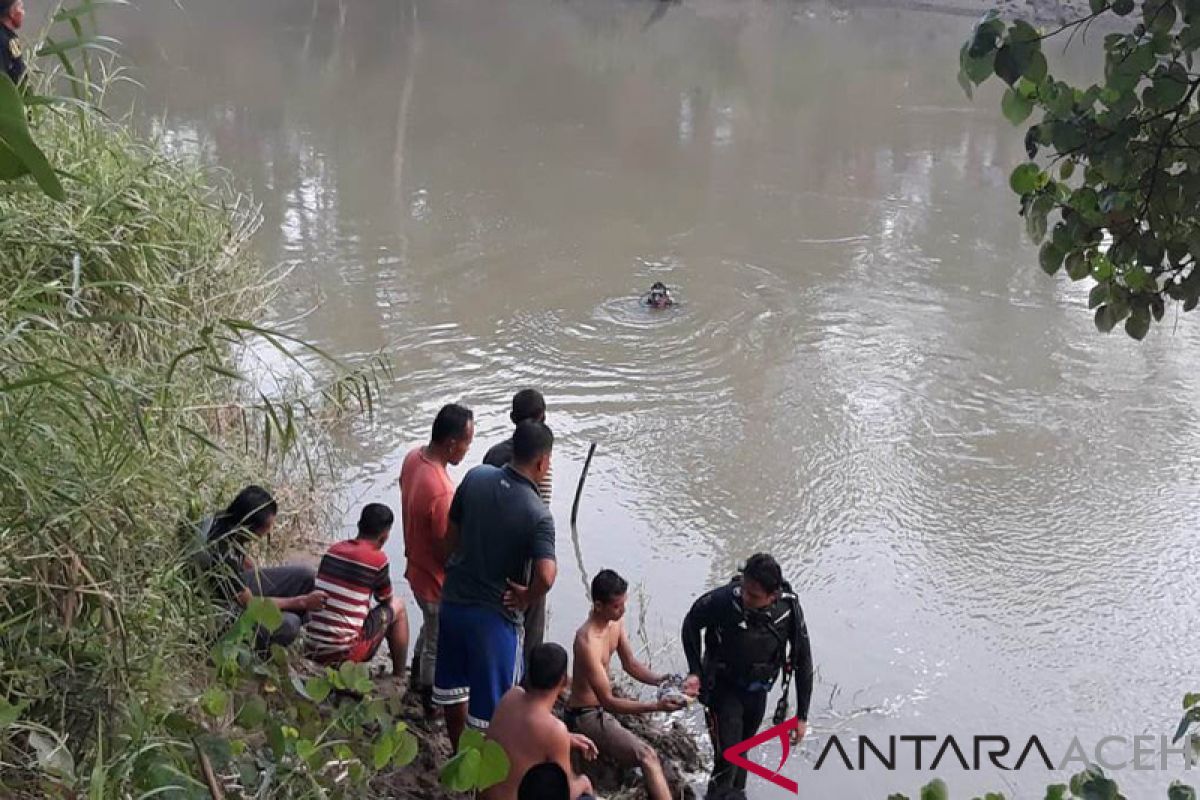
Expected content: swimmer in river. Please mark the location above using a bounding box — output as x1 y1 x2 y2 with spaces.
643 281 675 309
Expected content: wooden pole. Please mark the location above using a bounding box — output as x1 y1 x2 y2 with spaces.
570 442 597 526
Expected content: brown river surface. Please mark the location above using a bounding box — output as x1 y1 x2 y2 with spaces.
86 0 1200 795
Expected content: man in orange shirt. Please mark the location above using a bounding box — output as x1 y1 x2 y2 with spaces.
400 403 474 714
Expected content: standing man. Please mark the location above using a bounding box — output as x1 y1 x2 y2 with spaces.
483 389 553 663
400 403 474 714
0 0 25 87
306 503 410 677
435 420 556 746
682 553 813 797
566 569 687 800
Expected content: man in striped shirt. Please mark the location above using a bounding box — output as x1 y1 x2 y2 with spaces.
306 504 410 676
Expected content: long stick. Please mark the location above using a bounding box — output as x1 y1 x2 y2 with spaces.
570 442 597 526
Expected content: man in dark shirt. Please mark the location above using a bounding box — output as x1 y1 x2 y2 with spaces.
482 388 552 663
0 0 25 87
435 420 557 747
682 553 813 796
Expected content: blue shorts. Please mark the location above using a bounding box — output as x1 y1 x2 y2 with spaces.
433 602 523 729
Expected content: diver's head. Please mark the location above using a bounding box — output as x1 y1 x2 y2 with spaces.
740 553 783 610
648 282 671 307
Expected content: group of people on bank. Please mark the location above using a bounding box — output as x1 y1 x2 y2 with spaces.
203 389 813 800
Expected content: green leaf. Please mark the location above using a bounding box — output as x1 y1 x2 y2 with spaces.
1090 0 1109 12
0 76 66 201
1011 163 1042 194
1065 251 1090 280
296 738 320 769
1151 63 1188 107
245 597 283 633
1144 0 1177 34
994 45 1025 85
393 730 419 767
1002 88 1034 124
1175 707 1200 742
1088 283 1109 309
0 698 24 727
1183 693 1200 710
201 686 229 717
459 727 487 754
920 779 950 800
961 42 996 85
305 675 331 703
1113 0 1135 14
1025 50 1049 84
1039 242 1066 274
477 740 511 789
440 748 482 792
1095 304 1119 332
1046 786 1069 800
1169 782 1197 800
373 736 395 770
1126 306 1151 339
235 695 267 728
1060 160 1075 180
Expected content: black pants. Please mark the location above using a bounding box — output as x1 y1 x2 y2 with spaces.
241 565 314 647
704 681 769 795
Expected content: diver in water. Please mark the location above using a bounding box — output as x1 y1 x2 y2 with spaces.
643 282 675 309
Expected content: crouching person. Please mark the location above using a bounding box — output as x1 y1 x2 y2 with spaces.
485 643 597 800
205 485 327 647
305 503 410 677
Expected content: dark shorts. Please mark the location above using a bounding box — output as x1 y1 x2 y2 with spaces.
433 602 522 729
310 602 394 665
564 706 647 767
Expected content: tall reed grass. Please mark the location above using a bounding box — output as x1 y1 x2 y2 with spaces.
0 15 380 794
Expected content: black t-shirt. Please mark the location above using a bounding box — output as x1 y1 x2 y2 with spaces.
0 25 25 87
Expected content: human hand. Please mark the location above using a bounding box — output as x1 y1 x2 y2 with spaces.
301 590 327 612
790 720 807 746
657 696 687 713
682 674 701 698
502 579 530 612
570 734 598 761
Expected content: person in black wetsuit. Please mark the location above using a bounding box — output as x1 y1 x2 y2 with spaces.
642 281 674 308
0 0 26 88
681 553 813 798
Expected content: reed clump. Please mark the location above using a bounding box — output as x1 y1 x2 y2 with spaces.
0 96 372 794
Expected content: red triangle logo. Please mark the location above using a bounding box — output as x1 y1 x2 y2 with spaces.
721 716 800 794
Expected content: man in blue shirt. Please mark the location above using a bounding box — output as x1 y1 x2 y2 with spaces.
435 420 556 746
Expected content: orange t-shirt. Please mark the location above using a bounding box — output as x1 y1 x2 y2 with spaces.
399 446 455 604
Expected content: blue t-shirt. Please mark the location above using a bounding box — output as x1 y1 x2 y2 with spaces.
441 464 556 624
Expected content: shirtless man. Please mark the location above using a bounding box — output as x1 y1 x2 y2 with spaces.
566 569 696 800
485 643 597 800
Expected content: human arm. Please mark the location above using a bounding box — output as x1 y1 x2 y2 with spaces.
790 598 814 744
443 480 466 559
551 723 595 799
502 558 556 612
430 490 454 564
616 623 665 687
681 587 723 686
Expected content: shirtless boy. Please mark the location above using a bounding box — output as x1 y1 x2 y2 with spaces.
485 643 597 800
566 569 696 800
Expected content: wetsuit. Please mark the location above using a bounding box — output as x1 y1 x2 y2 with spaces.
0 23 24 87
681 580 813 795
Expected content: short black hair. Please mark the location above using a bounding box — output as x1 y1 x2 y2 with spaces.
591 569 628 604
431 403 473 444
525 642 568 692
512 420 553 464
743 553 783 594
357 503 393 540
511 389 546 425
518 762 570 800
651 281 667 291
0 0 15 16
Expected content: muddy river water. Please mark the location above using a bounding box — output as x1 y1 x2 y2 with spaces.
95 0 1200 795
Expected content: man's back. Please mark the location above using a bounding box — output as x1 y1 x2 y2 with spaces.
484 689 568 800
442 464 555 623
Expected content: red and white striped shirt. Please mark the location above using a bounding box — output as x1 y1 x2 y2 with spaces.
306 538 392 656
